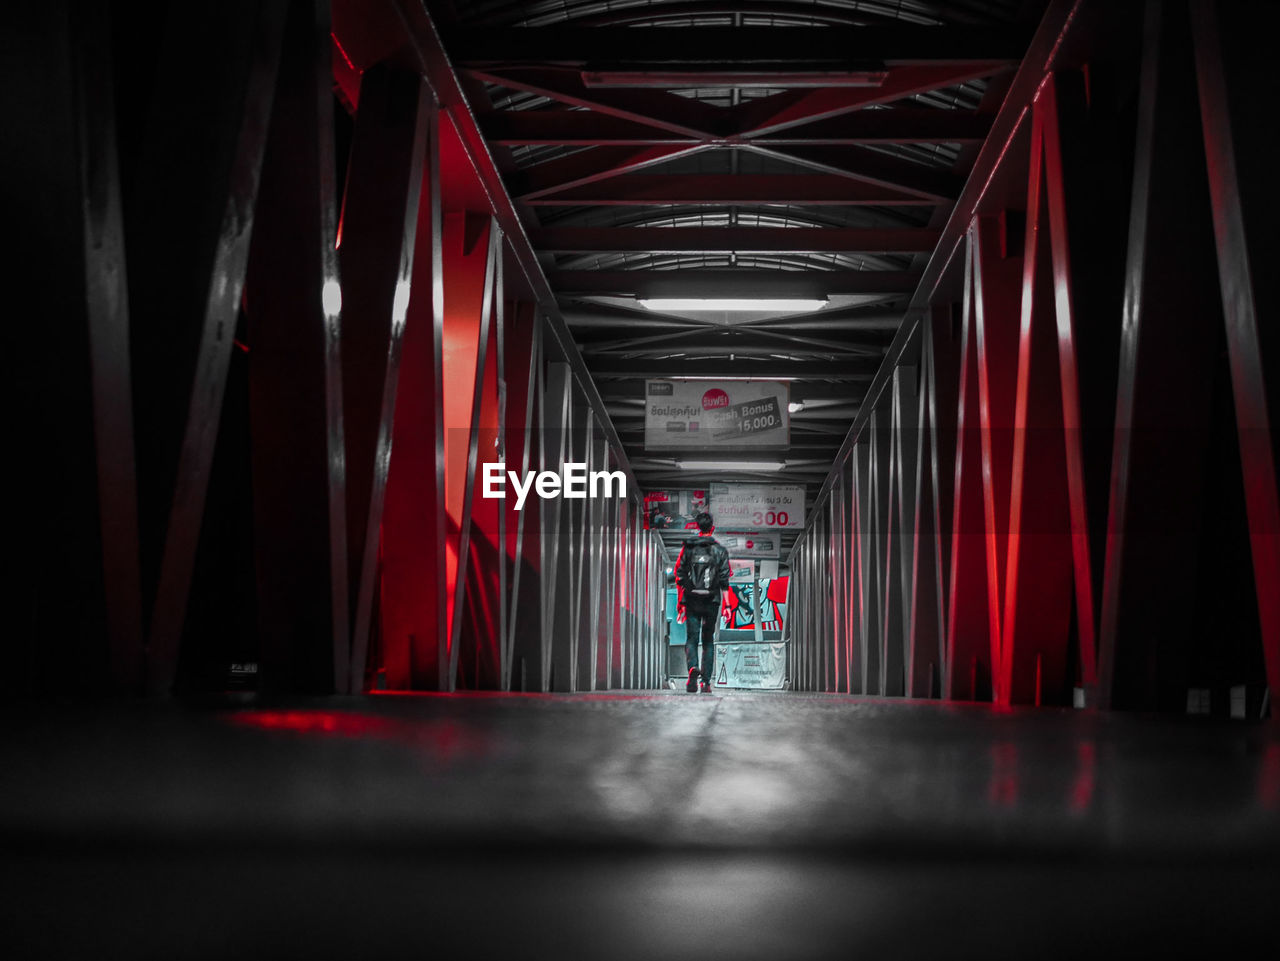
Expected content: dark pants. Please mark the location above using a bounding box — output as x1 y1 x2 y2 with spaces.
684 606 717 681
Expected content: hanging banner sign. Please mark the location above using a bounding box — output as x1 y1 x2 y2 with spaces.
644 379 789 450
643 489 710 531
716 531 782 559
709 483 805 530
714 641 787 690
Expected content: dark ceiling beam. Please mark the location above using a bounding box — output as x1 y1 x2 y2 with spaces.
522 174 941 205
752 109 993 145
736 304 907 329
480 109 993 145
587 344 883 359
556 0 920 29
508 144 708 200
579 325 889 356
735 63 1014 137
548 269 920 297
445 27 1031 66
741 143 961 201
605 382 863 403
587 359 878 379
581 69 896 88
560 304 906 331
530 226 941 253
467 67 722 137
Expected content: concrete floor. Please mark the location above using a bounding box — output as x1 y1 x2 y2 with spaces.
3 690 1278 958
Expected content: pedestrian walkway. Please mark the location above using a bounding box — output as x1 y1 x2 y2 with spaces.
3 691 1278 957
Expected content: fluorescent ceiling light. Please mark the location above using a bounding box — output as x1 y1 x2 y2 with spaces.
678 459 785 472
583 71 887 89
639 298 827 312
788 401 805 414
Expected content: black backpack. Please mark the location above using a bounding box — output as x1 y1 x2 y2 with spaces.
683 539 718 597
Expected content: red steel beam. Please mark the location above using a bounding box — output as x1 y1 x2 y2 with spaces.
381 104 447 690
587 359 878 379
736 64 1013 138
972 215 1021 702
1040 72 1101 694
806 0 1087 523
444 26 1031 66
945 235 994 701
742 143 962 201
467 66 723 138
389 0 641 496
378 0 640 504
441 214 497 691
337 64 430 693
521 174 941 206
481 108 993 146
531 227 941 254
509 144 709 200
753 110 994 146
999 114 1074 707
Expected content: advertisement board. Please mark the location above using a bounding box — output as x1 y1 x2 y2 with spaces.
715 531 782 559
713 641 787 690
643 488 710 531
708 483 805 530
728 558 754 583
645 379 789 450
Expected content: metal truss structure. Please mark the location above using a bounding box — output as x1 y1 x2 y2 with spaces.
11 0 1279 711
15 0 667 695
788 1 1280 714
426 0 1042 558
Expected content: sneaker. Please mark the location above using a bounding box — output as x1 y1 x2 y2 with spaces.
686 668 699 693
700 679 711 693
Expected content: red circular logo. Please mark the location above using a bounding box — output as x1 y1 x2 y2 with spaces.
746 540 755 549
701 388 730 409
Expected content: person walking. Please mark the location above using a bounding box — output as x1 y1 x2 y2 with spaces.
674 512 732 693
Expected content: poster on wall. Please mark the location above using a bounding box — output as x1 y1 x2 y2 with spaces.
728 559 754 583
713 641 787 690
645 379 789 450
721 576 788 632
709 483 805 530
716 531 781 559
643 489 710 531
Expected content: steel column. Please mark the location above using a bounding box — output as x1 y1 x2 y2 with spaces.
8 2 145 693
337 64 430 693
1097 0 1222 711
1192 0 1280 718
244 0 348 695
381 101 447 691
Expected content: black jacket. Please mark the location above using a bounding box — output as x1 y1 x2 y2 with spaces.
674 535 732 610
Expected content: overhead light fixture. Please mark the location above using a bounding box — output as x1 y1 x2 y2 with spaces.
788 401 806 414
677 459 785 472
639 298 827 312
582 71 888 89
